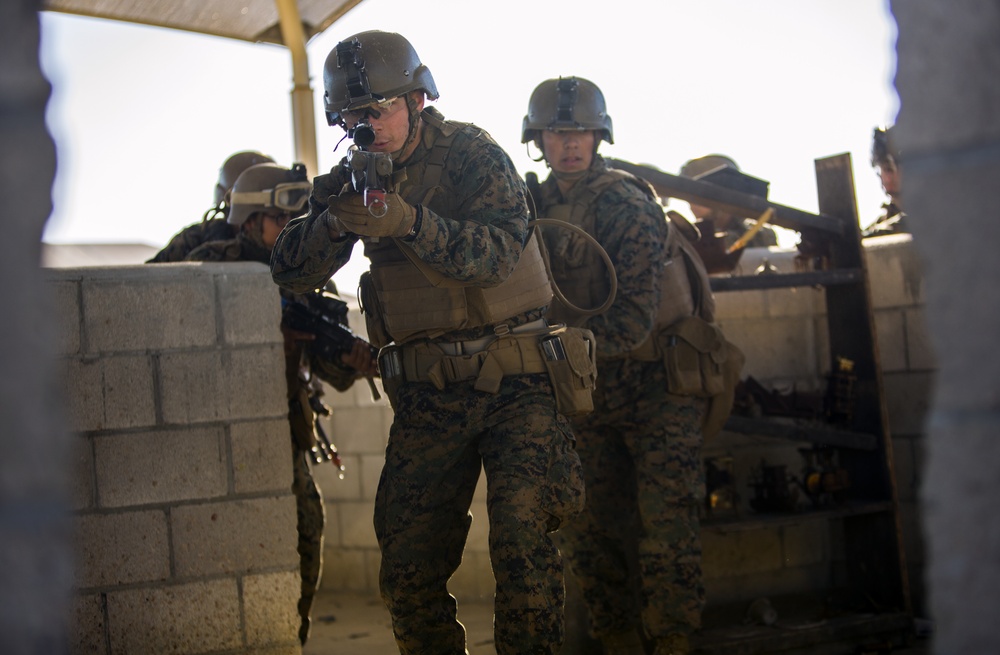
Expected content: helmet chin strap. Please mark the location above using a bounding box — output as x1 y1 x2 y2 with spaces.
392 94 423 164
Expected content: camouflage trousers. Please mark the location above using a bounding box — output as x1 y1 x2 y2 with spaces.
557 361 707 640
292 448 325 645
374 374 585 655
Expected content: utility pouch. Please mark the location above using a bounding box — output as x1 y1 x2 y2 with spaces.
359 271 391 349
539 326 597 417
288 386 318 451
659 316 728 397
377 345 404 412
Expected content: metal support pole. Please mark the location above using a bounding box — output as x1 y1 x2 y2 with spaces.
274 0 318 177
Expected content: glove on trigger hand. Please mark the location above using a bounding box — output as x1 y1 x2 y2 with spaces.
329 192 416 238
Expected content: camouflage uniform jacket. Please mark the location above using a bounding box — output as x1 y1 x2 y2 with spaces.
147 217 236 263
270 107 540 341
535 156 666 360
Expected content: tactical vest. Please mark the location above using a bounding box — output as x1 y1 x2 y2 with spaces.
539 170 624 326
361 109 552 346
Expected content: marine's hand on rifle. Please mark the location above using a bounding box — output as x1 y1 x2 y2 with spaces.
342 337 379 377
329 192 416 238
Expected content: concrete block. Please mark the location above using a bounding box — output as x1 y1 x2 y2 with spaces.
157 350 224 424
864 236 926 309
316 454 362 501
781 522 828 569
159 346 286 424
94 427 228 507
329 406 390 455
64 355 156 432
245 646 301 655
725 317 820 381
451 550 495 601
106 579 241 654
232 419 294 495
324 503 342 547
465 500 491 554
904 307 938 371
243 571 300 648
472 465 487 503
321 547 370 591
74 511 170 588
228 346 289 420
713 288 768 321
82 274 217 353
172 497 299 577
49 278 81 355
338 501 379 548
882 371 935 436
71 437 95 511
764 285 826 319
873 309 907 373
69 593 107 655
215 268 283 346
892 435 919 503
359 454 385 502
702 528 783 580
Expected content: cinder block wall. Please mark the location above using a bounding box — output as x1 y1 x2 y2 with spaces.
48 262 303 655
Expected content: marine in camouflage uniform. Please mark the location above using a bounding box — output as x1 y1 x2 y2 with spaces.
524 77 708 655
181 162 370 646
863 125 908 238
679 154 778 251
270 31 584 655
146 150 274 263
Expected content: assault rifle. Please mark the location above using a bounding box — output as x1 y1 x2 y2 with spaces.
281 291 382 401
343 120 393 217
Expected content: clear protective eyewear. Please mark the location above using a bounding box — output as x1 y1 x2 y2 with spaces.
230 181 312 214
341 96 399 125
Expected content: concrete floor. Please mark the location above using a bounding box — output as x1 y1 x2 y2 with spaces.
302 587 932 655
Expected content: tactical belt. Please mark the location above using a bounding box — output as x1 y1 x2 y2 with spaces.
397 319 549 392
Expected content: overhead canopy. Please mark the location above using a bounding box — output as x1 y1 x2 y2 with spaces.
41 0 368 176
42 0 364 45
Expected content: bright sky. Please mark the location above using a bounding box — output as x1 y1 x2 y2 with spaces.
39 0 898 292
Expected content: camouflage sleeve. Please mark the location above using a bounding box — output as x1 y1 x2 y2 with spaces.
183 238 242 262
270 171 359 293
147 218 234 263
586 181 667 358
404 130 530 286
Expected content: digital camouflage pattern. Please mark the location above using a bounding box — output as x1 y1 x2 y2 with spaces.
559 362 707 640
534 155 666 359
146 216 235 262
271 108 583 654
377 375 583 655
535 159 708 642
271 108 532 309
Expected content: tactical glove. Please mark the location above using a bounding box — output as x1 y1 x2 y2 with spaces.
329 192 417 238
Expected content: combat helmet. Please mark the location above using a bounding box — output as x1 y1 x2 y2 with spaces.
871 125 899 169
679 154 739 179
522 77 614 145
214 151 276 206
323 30 439 126
227 163 311 228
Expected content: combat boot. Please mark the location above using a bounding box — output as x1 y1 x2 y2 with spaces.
600 628 645 655
652 633 690 655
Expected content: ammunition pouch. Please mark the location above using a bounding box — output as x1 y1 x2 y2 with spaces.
376 322 597 417
359 270 391 349
659 316 729 397
655 316 745 439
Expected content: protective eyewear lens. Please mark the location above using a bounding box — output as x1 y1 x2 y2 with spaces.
272 183 312 212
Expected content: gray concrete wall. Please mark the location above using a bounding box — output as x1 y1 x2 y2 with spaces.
1 2 74 654
891 2 1000 652
48 262 302 655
